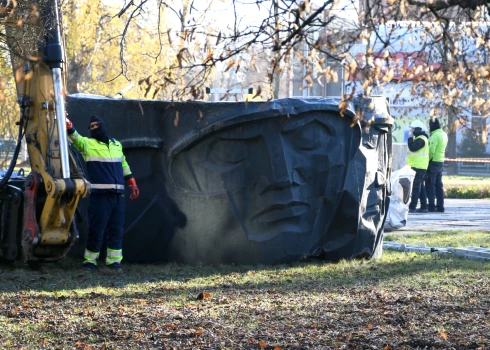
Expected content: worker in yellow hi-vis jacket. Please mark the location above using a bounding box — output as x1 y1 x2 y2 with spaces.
66 115 139 271
407 120 430 214
425 118 448 213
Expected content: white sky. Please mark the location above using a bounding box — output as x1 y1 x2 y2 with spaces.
205 0 360 29
103 0 361 32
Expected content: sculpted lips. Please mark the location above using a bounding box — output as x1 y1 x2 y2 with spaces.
252 202 310 224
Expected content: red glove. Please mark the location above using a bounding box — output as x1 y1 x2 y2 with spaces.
126 178 139 200
66 118 73 131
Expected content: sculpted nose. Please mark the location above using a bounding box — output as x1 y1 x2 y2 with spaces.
270 145 292 188
255 135 296 195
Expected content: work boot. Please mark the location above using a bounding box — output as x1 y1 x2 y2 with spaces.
408 208 417 213
435 208 445 213
82 263 97 271
416 208 428 213
107 263 121 270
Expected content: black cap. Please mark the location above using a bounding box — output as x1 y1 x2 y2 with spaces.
429 118 441 132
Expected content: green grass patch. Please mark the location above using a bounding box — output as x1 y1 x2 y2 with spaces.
444 175 490 185
436 175 490 198
445 184 490 198
1 231 489 348
385 230 490 247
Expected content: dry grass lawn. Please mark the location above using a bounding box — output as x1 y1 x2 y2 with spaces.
0 231 489 349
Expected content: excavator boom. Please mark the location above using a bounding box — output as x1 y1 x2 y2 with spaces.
0 0 90 263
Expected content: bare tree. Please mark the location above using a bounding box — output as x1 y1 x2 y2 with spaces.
4 0 490 120
110 1 489 110
359 0 490 170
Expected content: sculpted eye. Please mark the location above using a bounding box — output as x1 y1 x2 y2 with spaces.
208 138 251 164
284 120 334 151
296 137 317 151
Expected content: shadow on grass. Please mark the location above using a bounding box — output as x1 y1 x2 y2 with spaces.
1 252 487 296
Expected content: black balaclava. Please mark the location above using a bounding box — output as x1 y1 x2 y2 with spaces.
413 127 429 139
89 115 109 144
429 118 441 133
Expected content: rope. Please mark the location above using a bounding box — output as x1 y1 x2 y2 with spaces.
445 158 490 163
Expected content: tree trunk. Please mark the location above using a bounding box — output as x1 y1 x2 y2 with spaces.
445 106 458 175
273 1 280 99
67 59 82 94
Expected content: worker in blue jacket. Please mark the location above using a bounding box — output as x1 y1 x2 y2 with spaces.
66 115 139 270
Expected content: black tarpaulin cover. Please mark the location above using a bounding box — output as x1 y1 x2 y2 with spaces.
66 95 392 264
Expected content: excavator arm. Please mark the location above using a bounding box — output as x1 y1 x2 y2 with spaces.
0 0 90 263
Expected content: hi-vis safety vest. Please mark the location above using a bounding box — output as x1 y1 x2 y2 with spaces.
69 130 132 194
429 129 448 162
407 135 429 170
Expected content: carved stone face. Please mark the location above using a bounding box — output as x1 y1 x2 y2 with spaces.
66 95 391 265
169 111 359 248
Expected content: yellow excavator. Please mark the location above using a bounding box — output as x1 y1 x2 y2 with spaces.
0 0 90 264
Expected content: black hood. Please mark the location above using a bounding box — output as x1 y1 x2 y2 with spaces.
89 115 109 144
430 118 441 133
413 128 428 138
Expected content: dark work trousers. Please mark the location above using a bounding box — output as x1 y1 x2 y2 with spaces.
425 161 445 212
86 193 125 253
419 179 428 209
409 168 427 210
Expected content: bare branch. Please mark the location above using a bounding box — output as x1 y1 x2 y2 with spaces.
407 0 486 11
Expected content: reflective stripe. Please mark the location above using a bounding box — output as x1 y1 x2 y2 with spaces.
91 184 125 190
84 249 99 265
107 250 122 257
409 152 428 157
106 248 123 265
84 249 99 260
106 259 122 265
69 133 79 140
85 156 123 163
123 168 132 176
106 255 122 260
